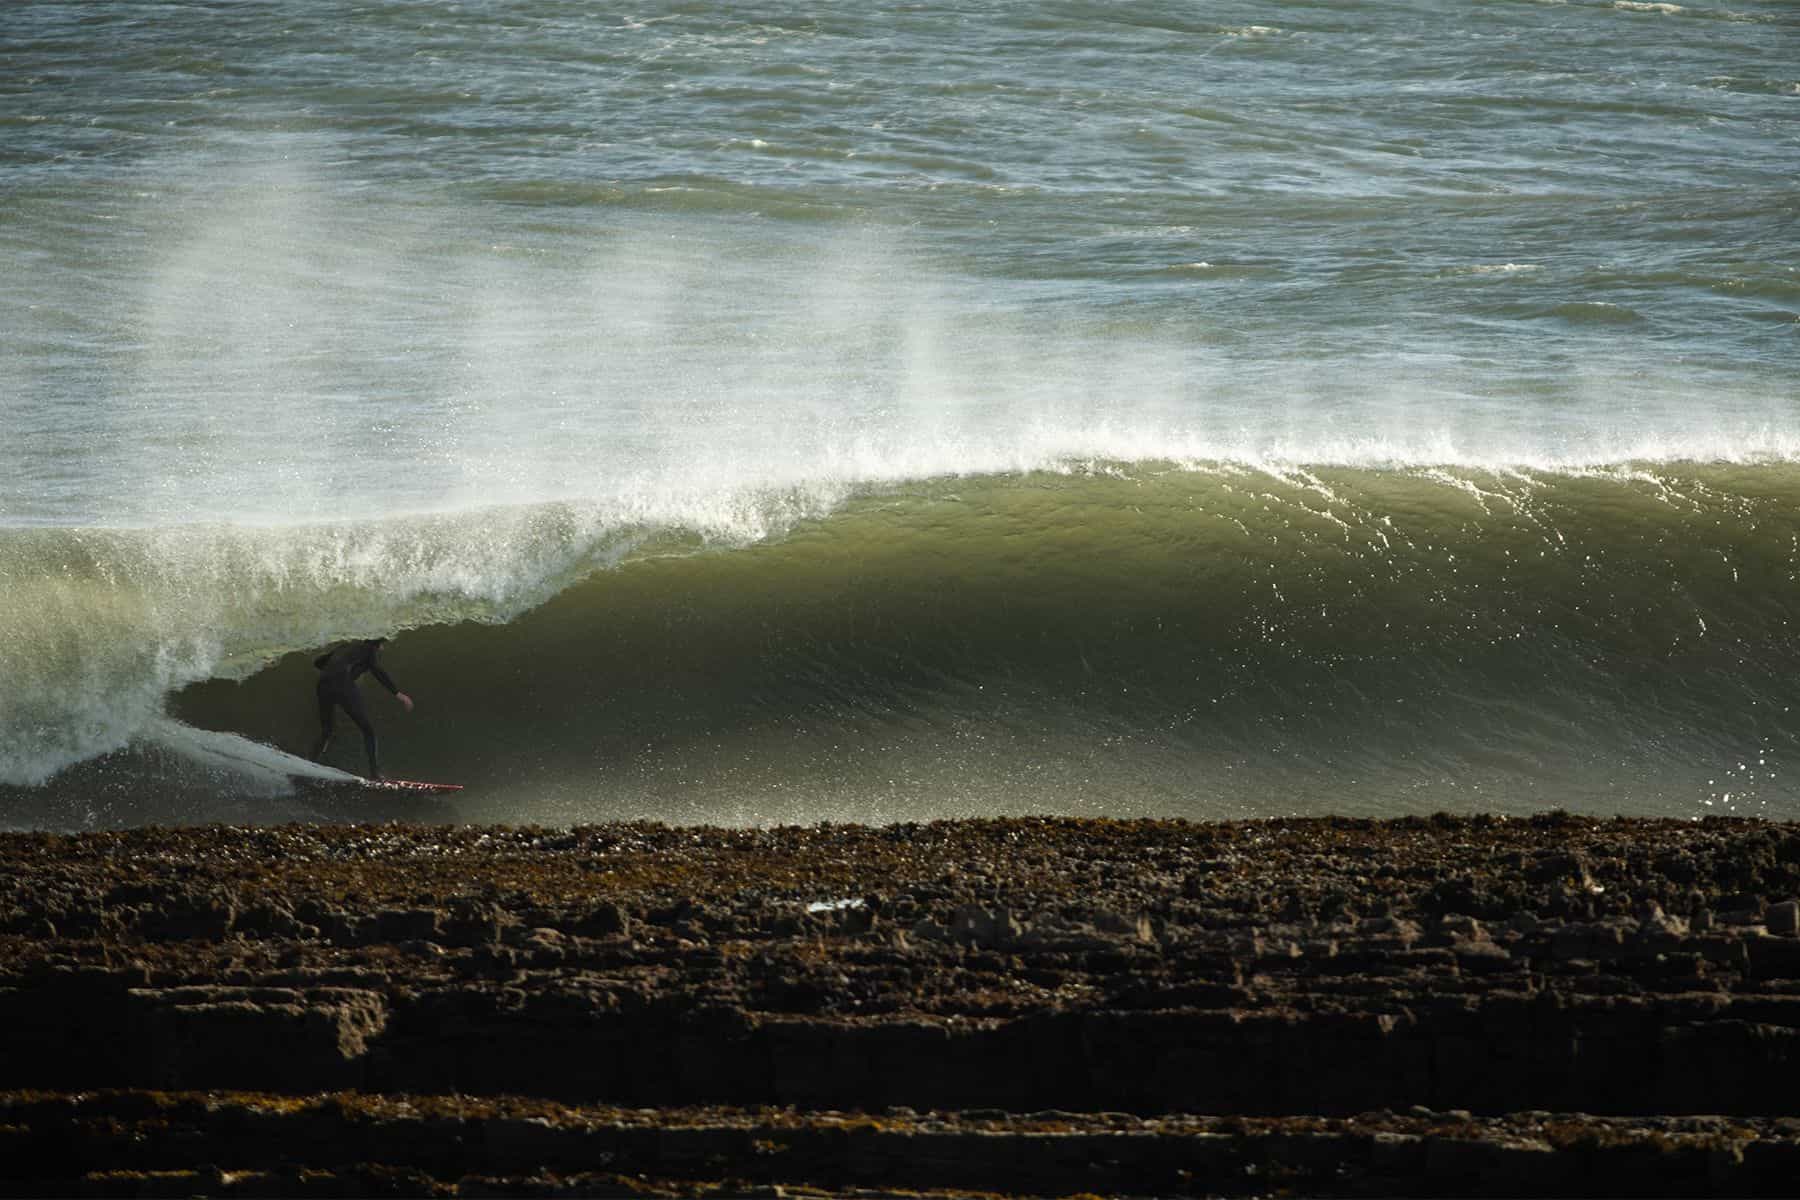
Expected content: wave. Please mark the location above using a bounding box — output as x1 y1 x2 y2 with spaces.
7 459 1800 827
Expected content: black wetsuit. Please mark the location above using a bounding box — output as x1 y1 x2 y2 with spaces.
310 640 400 778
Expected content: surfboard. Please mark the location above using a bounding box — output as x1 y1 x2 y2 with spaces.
352 777 464 794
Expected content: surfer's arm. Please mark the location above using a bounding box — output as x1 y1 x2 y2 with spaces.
373 669 414 711
365 652 413 711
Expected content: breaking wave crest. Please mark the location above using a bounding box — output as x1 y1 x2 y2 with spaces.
7 459 1800 826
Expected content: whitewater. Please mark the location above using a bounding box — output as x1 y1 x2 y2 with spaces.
2 0 1796 828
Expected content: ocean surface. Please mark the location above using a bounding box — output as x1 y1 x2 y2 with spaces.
2 0 1796 830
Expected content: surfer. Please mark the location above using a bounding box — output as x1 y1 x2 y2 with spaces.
309 638 414 780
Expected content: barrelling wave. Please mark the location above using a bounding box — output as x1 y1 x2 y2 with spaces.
3 460 1798 828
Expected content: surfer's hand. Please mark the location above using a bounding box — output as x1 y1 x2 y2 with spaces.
396 692 415 713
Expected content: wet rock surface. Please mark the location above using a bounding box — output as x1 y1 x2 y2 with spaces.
6 813 1800 1195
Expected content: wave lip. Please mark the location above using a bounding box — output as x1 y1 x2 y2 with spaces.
0 506 653 787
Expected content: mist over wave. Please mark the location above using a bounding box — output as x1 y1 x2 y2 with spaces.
4 145 1792 527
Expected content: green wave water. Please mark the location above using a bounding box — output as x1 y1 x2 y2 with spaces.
5 462 1799 827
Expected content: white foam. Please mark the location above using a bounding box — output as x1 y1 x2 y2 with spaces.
1453 263 1542 275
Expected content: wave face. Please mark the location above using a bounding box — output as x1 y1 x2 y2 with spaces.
7 461 1800 828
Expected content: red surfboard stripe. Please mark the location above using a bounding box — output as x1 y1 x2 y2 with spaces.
358 778 463 793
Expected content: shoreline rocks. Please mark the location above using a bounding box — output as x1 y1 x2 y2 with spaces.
5 813 1800 1195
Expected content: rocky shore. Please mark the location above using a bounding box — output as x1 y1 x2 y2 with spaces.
5 813 1800 1196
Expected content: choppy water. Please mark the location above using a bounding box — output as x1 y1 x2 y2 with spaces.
2 0 1796 828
